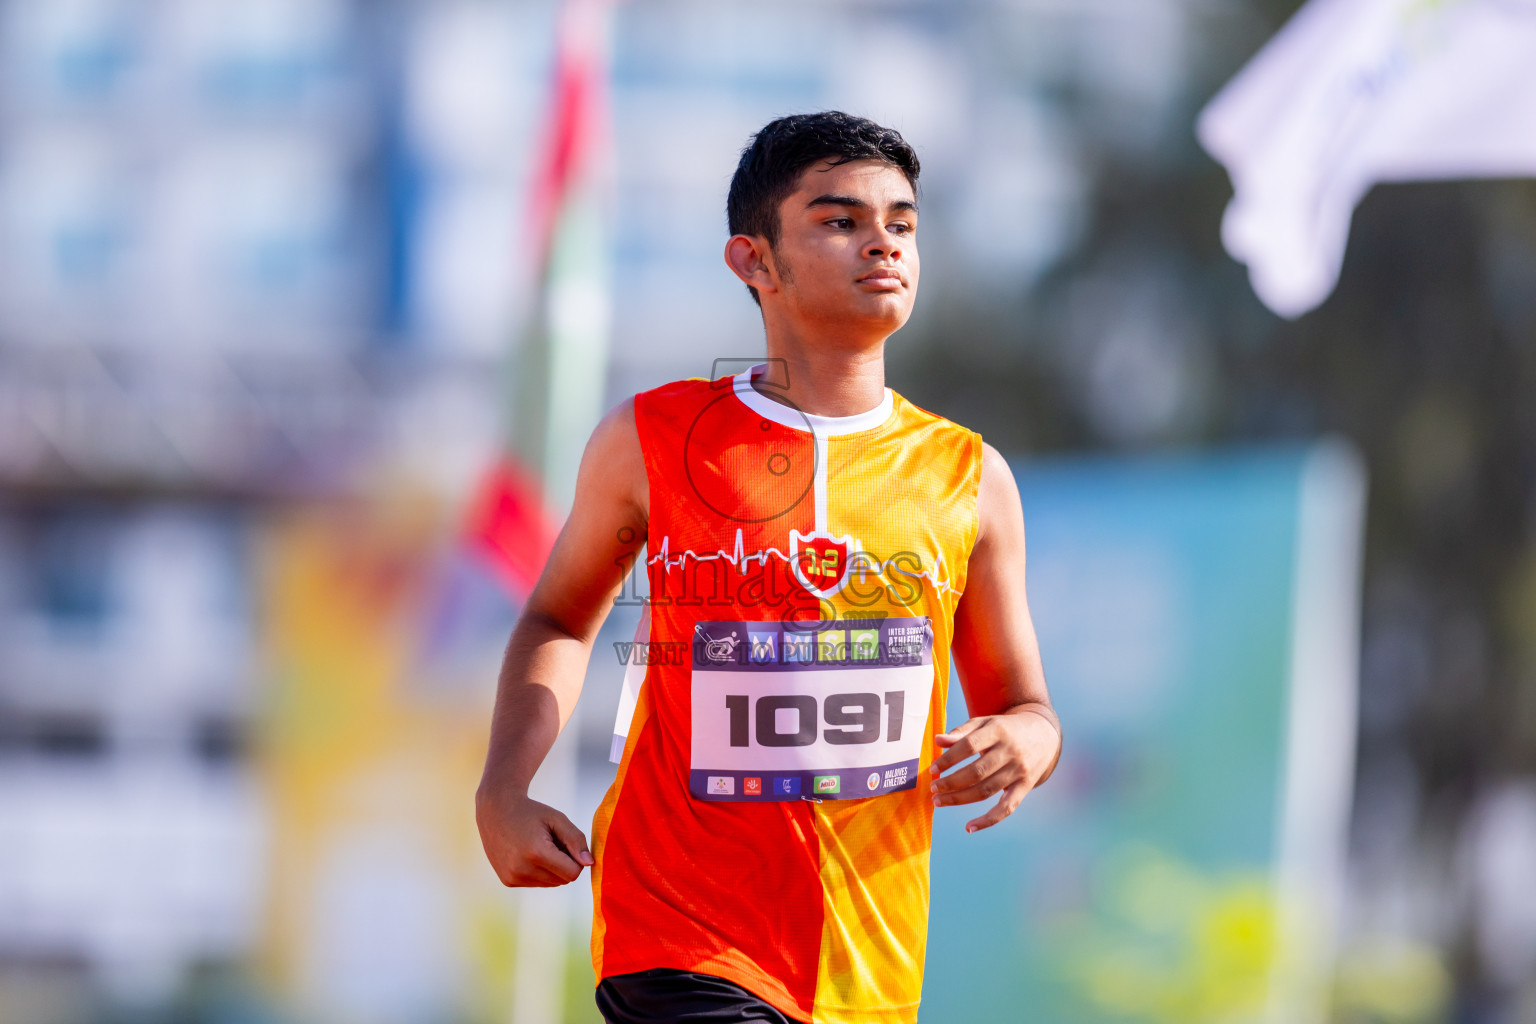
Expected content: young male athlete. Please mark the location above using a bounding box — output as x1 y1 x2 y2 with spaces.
476 111 1062 1024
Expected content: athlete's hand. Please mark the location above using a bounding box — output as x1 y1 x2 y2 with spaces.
929 706 1061 833
477 788 595 887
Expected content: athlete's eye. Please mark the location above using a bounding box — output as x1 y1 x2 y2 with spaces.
827 217 854 230
889 222 913 235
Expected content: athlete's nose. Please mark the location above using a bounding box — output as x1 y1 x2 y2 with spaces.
865 228 903 263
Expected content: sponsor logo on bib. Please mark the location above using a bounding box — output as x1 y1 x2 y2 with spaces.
697 626 741 663
814 775 841 795
707 776 734 795
866 772 881 791
744 777 762 796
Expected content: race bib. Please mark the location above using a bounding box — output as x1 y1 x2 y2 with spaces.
689 616 934 801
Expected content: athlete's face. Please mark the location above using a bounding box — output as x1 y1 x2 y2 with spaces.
730 158 919 339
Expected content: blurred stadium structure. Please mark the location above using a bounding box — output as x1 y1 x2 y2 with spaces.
1 1 1535 1023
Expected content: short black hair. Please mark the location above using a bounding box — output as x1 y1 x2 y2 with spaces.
727 111 920 305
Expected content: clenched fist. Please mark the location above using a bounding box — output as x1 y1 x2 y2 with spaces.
476 786 594 887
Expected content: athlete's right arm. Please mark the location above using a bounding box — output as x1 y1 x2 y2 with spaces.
475 398 648 887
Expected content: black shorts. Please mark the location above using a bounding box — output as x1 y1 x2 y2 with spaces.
596 968 809 1024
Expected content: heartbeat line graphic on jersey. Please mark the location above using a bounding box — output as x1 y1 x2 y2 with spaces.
646 529 961 598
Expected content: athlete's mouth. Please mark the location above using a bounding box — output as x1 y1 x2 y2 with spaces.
856 267 905 288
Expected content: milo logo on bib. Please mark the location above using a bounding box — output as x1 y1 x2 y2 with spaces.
689 616 933 802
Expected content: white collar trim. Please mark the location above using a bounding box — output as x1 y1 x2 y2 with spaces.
730 364 895 436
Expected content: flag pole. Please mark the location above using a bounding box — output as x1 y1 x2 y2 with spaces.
504 1 615 1021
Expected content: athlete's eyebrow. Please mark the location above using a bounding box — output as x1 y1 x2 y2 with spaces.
805 194 919 214
806 194 866 210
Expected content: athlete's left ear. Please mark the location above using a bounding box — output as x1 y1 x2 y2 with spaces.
724 234 781 297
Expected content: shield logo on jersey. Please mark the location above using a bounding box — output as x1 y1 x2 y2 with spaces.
789 529 860 600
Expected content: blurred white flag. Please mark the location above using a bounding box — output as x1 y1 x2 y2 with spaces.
1198 0 1536 319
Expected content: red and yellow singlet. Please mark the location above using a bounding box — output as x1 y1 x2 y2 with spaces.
590 364 984 1024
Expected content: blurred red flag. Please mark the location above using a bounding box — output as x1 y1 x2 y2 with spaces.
526 0 608 272
461 0 610 597
463 456 558 597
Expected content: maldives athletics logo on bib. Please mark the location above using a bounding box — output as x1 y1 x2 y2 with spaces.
790 529 861 600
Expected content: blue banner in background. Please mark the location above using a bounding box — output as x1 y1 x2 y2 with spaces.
922 444 1364 1024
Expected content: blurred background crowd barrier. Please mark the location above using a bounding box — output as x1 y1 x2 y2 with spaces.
1 1 1534 1023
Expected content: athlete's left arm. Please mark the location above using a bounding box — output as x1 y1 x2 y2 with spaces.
934 441 1062 832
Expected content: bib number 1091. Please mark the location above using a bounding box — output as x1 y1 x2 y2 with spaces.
724 692 905 748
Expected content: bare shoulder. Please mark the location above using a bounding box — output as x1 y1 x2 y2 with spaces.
975 441 1023 549
587 396 639 450
577 397 649 520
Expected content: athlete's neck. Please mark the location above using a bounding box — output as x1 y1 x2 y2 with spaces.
751 338 888 419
